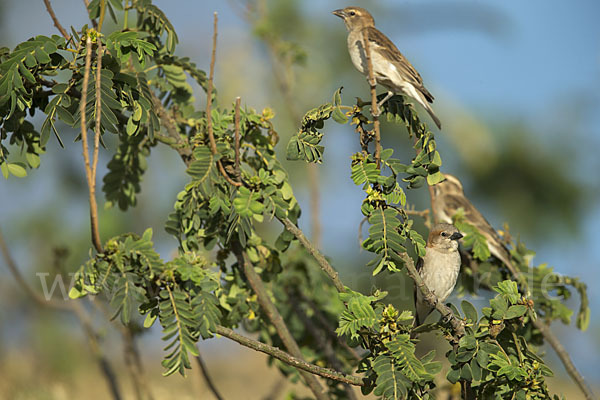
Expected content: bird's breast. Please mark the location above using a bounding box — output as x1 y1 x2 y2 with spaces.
347 31 401 92
419 249 461 303
347 32 366 74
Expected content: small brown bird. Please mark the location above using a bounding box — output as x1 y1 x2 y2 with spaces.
333 6 442 129
431 174 514 272
415 223 463 325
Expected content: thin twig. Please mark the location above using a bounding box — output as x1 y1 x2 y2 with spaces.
122 329 146 400
79 35 103 253
215 325 363 387
532 320 594 400
206 12 218 155
71 301 123 400
499 253 594 399
92 38 102 197
150 93 192 160
204 13 241 187
42 0 70 40
362 28 381 168
288 294 358 400
307 165 322 248
235 248 327 399
82 0 98 28
0 228 69 310
0 227 123 400
398 252 465 338
217 160 241 187
195 351 225 400
279 217 346 293
480 239 595 399
294 290 361 361
234 97 241 183
248 2 322 248
97 0 106 32
87 300 155 400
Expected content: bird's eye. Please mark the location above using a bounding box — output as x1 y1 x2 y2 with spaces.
441 232 448 237
349 11 356 16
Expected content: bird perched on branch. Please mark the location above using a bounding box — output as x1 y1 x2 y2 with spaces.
333 6 442 129
415 223 463 325
431 174 515 274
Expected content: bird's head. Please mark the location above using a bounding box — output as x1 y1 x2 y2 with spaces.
332 7 375 31
427 223 463 251
433 173 464 197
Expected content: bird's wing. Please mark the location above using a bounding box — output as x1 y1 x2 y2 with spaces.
443 192 512 267
414 256 424 326
416 256 424 273
365 26 434 103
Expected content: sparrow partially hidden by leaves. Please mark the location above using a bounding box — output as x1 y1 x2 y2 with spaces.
333 6 442 129
431 174 514 272
415 223 463 325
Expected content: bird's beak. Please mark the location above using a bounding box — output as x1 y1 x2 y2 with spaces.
450 232 464 241
332 9 346 18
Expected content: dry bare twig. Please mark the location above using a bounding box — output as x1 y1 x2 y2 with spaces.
205 13 241 187
42 0 70 40
79 35 103 253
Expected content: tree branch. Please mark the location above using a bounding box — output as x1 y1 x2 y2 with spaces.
234 248 327 399
532 320 594 400
195 351 225 400
234 96 241 183
206 12 218 155
79 35 103 253
362 27 381 168
248 2 322 248
0 226 122 400
398 252 465 338
42 0 70 40
497 253 594 400
294 290 361 361
215 325 364 387
288 293 358 400
204 12 241 187
278 217 345 293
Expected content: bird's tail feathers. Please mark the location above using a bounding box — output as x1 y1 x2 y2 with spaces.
423 103 442 130
403 83 442 130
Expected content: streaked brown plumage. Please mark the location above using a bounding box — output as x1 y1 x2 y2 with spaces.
333 6 441 129
431 174 513 271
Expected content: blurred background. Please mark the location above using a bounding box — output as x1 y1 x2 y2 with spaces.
0 0 599 398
